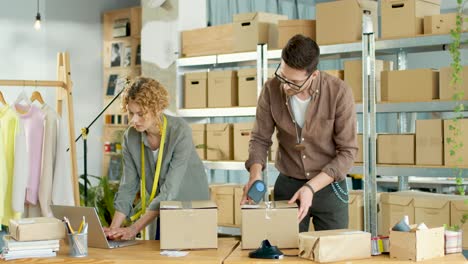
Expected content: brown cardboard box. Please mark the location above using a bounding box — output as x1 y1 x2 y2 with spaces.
348 190 382 231
424 13 457 35
382 0 441 39
439 66 468 100
389 226 444 261
270 129 279 161
316 0 378 45
209 184 242 226
444 119 468 166
322 70 344 80
380 69 439 102
450 199 468 249
233 122 254 161
181 24 233 57
413 193 452 229
241 201 298 249
206 123 233 160
208 70 238 108
160 201 217 250
299 230 371 262
9 217 66 241
344 60 393 102
278 20 316 48
237 68 275 107
380 192 415 236
184 72 207 108
415 119 443 165
190 123 206 160
233 12 288 52
234 186 243 226
356 134 363 163
377 134 415 165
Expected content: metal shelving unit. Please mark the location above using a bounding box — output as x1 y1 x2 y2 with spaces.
176 28 468 236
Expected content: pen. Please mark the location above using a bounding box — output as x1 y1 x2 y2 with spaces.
78 216 85 233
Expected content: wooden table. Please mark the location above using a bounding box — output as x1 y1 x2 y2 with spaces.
4 238 239 263
224 243 467 264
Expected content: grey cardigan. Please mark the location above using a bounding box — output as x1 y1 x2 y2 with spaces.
114 114 209 216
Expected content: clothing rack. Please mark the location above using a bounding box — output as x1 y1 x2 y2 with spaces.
0 52 79 205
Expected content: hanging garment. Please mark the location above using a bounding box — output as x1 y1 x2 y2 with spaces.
40 104 74 217
0 105 26 224
13 104 45 206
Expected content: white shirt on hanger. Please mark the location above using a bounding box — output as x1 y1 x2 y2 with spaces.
290 95 311 128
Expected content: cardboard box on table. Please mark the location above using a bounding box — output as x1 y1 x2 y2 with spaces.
241 201 298 249
160 200 218 250
389 226 444 261
9 217 65 241
299 229 371 262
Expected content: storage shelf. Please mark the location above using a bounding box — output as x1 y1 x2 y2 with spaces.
176 33 468 65
177 107 256 117
203 161 468 178
375 100 468 113
177 55 217 67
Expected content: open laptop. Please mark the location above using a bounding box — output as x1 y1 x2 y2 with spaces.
50 205 138 249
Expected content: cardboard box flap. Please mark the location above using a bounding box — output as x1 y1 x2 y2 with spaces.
381 193 414 206
160 200 217 210
241 200 298 209
185 72 207 80
451 199 468 211
206 123 230 133
190 124 205 131
278 19 315 27
413 196 450 209
237 68 258 77
233 12 288 24
302 229 369 238
208 70 236 78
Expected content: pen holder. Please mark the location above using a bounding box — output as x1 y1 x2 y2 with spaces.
67 233 88 257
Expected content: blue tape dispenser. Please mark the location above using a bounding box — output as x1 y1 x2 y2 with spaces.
247 180 267 204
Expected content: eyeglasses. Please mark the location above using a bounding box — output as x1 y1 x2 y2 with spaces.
274 63 313 91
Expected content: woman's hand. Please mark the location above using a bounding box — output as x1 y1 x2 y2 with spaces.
105 226 138 240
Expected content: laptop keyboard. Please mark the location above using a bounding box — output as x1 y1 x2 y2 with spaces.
108 240 136 248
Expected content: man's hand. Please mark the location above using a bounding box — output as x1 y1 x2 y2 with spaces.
288 185 314 222
241 175 262 205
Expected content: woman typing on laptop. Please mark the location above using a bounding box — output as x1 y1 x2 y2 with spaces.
103 77 210 240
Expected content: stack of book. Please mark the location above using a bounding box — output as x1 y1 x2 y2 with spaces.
0 235 59 260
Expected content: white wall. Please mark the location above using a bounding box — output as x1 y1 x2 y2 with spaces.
0 0 140 179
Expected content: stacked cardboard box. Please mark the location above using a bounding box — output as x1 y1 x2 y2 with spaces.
189 123 206 160
381 0 440 39
208 70 238 108
380 69 439 102
209 184 243 227
233 122 254 161
415 119 443 166
278 20 316 48
233 12 288 52
206 123 233 160
439 66 468 100
344 60 393 102
444 119 468 167
316 0 378 45
377 134 415 165
184 72 207 108
181 24 233 57
424 13 457 35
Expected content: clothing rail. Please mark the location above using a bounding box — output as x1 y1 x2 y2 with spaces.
0 80 67 89
0 52 79 206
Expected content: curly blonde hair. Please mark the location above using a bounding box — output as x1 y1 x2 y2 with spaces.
121 77 170 117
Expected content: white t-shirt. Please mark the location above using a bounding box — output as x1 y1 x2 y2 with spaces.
290 95 311 128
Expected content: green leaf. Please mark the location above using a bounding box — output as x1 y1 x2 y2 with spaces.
450 149 456 156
